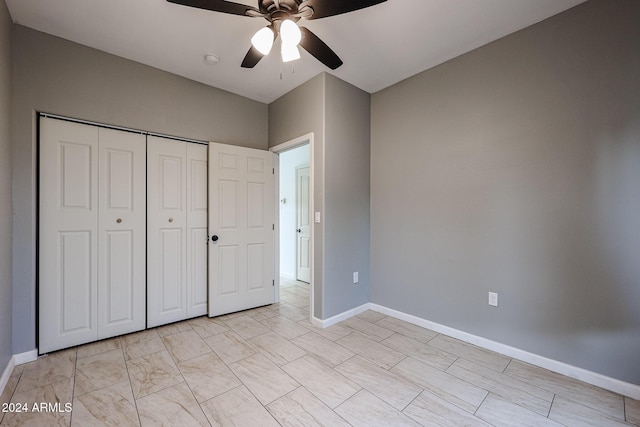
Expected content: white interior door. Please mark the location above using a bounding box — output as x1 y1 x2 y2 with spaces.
186 143 208 318
39 118 99 353
147 136 187 327
296 166 311 283
208 142 275 317
98 128 146 339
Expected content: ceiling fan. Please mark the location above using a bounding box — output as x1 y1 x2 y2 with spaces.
167 0 387 69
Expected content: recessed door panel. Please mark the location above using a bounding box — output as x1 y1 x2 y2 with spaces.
60 143 93 209
106 149 133 210
247 182 264 228
60 231 93 333
220 245 240 295
220 180 238 229
161 228 183 311
105 230 134 324
247 243 264 291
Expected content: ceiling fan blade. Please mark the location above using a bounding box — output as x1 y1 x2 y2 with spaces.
299 27 343 70
166 0 258 17
303 0 386 20
241 45 264 68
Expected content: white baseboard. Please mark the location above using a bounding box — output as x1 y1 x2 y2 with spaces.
317 303 371 329
368 303 640 400
0 356 16 399
13 349 38 365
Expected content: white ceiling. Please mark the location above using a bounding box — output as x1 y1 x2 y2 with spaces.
6 0 585 104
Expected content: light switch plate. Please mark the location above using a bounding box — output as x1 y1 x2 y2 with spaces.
488 292 498 307
315 212 321 223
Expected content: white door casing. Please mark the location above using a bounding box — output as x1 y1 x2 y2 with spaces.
208 142 275 316
186 143 208 318
296 166 311 283
147 136 188 327
98 128 146 339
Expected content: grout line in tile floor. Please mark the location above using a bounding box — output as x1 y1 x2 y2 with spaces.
1 279 638 426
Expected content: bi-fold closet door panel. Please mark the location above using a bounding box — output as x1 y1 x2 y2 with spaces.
39 117 146 354
147 136 207 328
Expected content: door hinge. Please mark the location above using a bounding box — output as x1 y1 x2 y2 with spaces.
272 224 275 230
272 168 275 175
272 280 275 287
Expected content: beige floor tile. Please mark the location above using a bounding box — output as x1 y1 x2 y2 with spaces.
15 349 76 394
74 348 128 396
9 364 25 379
447 358 554 416
505 359 625 420
428 335 511 372
267 387 350 427
626 397 640 425
292 332 355 367
137 382 209 427
249 331 306 366
76 337 122 359
178 353 241 403
335 390 421 427
72 381 139 427
222 315 270 339
3 377 73 427
229 353 299 405
355 310 387 324
161 329 211 363
261 316 310 340
271 303 309 322
335 355 423 410
155 321 194 338
549 395 632 427
121 329 166 360
298 320 353 341
283 284 310 298
204 331 257 364
282 355 360 409
280 290 310 308
201 385 280 427
341 317 394 341
381 333 457 371
336 332 405 370
0 374 20 424
392 357 487 413
475 393 563 427
186 317 228 339
403 390 493 426
374 316 439 343
126 350 184 399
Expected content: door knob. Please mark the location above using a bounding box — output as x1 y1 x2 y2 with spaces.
211 235 219 242
297 229 301 233
168 218 174 223
116 218 122 223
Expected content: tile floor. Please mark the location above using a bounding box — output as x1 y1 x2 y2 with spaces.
1 279 639 426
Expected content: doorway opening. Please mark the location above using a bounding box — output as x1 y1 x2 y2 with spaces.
271 133 314 321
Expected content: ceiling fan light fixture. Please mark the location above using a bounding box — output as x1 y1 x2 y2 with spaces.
280 19 301 46
281 43 301 63
251 26 274 55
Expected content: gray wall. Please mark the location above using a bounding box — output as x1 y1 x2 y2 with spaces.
0 0 12 371
11 25 268 354
323 74 370 317
371 0 640 384
269 73 371 319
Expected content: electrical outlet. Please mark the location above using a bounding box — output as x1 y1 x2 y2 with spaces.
353 272 359 284
488 292 498 307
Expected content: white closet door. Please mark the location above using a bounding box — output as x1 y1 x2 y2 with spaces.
98 128 146 338
186 143 208 318
147 136 188 327
39 118 99 353
296 166 311 283
208 142 275 317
